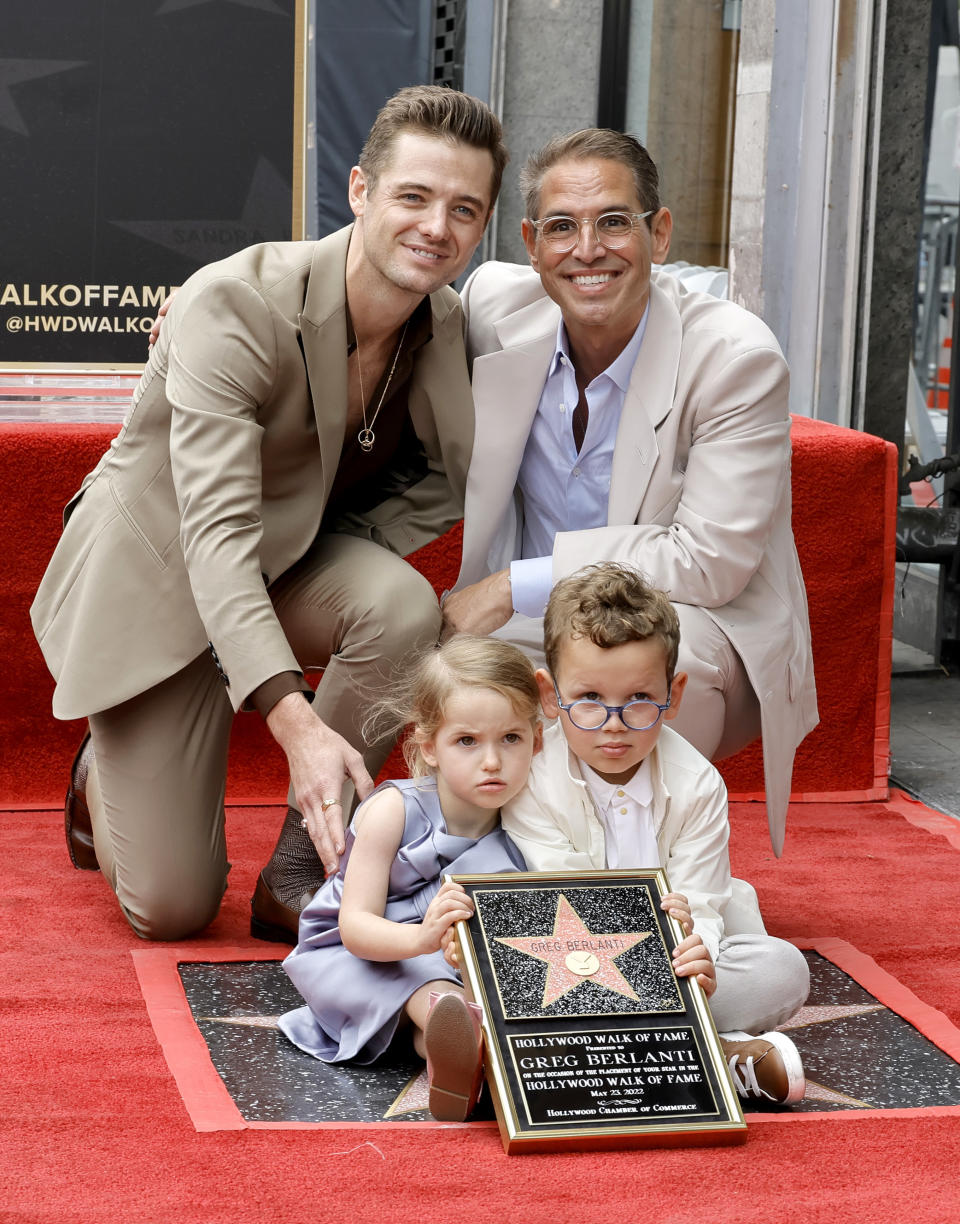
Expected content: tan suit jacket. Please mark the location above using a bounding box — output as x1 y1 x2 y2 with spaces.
32 226 474 720
455 261 818 854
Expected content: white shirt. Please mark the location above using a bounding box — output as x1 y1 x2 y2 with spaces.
580 757 660 869
508 310 649 617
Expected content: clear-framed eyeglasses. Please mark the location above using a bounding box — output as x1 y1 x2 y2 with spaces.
552 677 671 732
529 210 655 253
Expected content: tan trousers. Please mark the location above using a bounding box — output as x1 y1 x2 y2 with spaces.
87 534 443 940
493 602 762 764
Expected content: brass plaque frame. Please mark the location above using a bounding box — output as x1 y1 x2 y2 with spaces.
452 869 746 1154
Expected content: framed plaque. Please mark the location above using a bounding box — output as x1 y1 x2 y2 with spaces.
451 870 745 1154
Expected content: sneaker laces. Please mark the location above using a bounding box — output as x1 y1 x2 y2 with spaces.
727 1050 775 1100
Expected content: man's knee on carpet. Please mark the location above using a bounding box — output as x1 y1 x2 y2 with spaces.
117 865 228 941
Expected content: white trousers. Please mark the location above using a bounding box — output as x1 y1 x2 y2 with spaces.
709 934 810 1034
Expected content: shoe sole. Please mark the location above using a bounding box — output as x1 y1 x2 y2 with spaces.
249 916 298 944
249 872 300 944
724 1029 806 1103
65 788 99 870
425 995 483 1122
65 733 99 872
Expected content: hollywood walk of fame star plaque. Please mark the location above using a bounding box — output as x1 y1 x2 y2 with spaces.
450 870 746 1154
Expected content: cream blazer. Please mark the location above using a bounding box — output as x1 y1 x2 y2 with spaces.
32 226 474 720
503 723 767 965
455 262 818 856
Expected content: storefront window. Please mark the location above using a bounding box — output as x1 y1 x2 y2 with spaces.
620 0 740 269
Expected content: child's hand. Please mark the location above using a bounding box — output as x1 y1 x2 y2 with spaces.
418 880 474 956
441 927 459 969
671 933 716 997
661 892 694 937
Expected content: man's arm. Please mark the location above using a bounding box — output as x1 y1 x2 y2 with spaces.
266 693 372 870
442 568 513 636
552 341 791 608
166 275 372 866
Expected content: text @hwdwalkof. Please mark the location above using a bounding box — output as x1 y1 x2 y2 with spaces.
1 282 178 336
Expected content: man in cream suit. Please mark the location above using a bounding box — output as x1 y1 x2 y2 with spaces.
31 86 506 941
445 129 817 855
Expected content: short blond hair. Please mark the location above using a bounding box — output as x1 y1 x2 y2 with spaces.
368 634 539 777
543 564 679 681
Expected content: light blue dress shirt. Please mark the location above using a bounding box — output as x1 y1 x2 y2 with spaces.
509 309 649 617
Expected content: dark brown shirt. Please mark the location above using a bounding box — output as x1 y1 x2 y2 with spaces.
250 296 434 718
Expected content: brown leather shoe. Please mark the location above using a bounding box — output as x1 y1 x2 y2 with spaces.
250 872 302 944
65 732 99 871
250 806 326 943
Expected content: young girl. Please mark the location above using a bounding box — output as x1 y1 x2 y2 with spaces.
278 635 541 1120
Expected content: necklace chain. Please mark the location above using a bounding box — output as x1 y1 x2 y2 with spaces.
354 320 409 453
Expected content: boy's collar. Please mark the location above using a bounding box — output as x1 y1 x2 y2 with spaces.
556 720 672 811
580 756 654 809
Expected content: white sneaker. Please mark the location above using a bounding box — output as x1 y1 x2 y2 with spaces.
720 1030 805 1104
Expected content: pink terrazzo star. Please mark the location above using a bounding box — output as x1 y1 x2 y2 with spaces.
496 894 652 1007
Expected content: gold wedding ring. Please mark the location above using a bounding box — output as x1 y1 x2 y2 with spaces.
320 798 341 812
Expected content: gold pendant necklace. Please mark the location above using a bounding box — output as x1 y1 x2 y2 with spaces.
354 320 409 452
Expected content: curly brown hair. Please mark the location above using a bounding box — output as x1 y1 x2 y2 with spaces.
543 563 679 681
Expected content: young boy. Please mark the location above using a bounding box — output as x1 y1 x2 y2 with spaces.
501 562 809 1105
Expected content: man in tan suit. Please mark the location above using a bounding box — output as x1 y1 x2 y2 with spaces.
31 86 506 942
444 129 818 855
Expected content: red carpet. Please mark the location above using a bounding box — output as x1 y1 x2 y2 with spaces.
3 416 895 810
2 793 959 1223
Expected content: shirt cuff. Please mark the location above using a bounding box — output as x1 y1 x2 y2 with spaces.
509 555 553 618
249 671 313 719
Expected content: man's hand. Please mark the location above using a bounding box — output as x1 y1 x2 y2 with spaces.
148 292 177 347
266 692 374 872
442 569 513 637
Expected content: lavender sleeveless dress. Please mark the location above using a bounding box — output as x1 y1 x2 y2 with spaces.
278 777 525 1064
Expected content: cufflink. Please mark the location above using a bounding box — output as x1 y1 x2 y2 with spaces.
207 641 230 687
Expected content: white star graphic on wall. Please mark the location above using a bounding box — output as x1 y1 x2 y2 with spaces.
109 157 291 261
